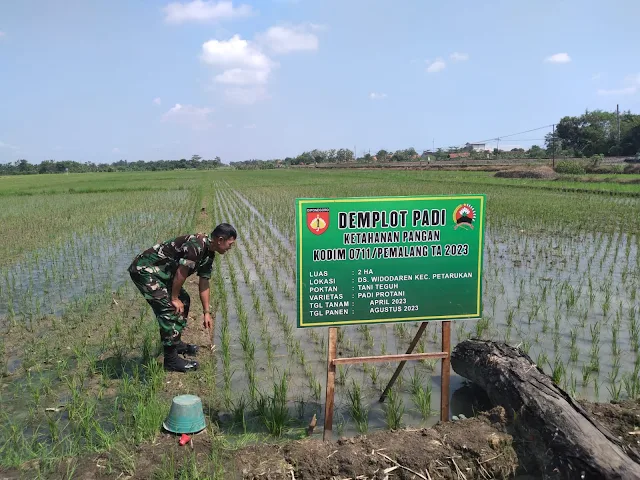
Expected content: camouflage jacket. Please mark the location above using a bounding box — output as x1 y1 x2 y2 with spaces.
129 233 215 282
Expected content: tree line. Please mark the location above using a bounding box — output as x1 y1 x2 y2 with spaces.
545 109 640 158
232 109 640 169
0 155 222 176
2 108 639 174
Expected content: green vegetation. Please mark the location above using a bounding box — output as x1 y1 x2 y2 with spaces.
0 155 222 175
554 160 587 175
549 109 640 158
0 168 638 477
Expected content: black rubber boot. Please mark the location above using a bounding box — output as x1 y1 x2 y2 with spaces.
175 340 199 356
163 345 199 373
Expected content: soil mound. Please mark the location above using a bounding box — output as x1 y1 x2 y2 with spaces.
236 408 518 479
581 399 640 452
494 166 558 179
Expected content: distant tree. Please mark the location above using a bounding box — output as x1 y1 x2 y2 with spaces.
376 149 388 161
310 149 327 164
620 116 640 155
336 148 354 163
547 109 640 157
545 131 564 156
528 145 545 158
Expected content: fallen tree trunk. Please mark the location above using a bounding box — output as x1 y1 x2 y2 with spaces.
451 340 640 479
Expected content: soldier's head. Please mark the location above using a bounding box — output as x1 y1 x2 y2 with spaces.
210 223 237 254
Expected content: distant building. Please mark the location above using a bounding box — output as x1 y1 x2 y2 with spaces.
465 142 486 152
449 152 470 159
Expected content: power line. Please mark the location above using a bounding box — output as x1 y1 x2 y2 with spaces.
484 138 546 142
422 123 554 152
468 124 554 145
371 123 554 154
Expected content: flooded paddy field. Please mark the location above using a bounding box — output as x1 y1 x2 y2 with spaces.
0 169 638 478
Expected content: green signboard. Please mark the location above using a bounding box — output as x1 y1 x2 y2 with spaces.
295 194 485 328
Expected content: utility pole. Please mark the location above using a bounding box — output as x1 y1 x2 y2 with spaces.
552 124 556 169
617 104 621 150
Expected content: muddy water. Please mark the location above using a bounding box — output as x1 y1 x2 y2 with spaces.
0 209 190 323
215 185 640 437
228 184 293 252
214 188 480 435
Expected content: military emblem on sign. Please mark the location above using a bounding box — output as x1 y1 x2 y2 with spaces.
453 204 475 230
307 207 330 235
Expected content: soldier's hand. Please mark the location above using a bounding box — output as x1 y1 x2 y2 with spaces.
171 298 185 315
203 312 212 330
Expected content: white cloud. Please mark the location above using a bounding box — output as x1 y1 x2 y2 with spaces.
545 53 571 64
257 25 319 54
112 147 121 154
426 58 446 73
592 72 603 81
161 103 214 129
450 52 469 62
201 25 321 104
244 123 256 129
201 34 279 104
226 123 233 128
153 97 162 105
163 0 253 24
201 34 275 87
0 31 5 38
369 92 387 100
202 35 272 70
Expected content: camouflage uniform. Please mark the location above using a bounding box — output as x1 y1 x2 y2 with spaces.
128 233 214 346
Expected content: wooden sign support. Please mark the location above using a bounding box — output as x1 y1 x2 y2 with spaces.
323 321 451 441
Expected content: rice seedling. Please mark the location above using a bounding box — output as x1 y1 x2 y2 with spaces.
409 368 425 395
382 388 405 430
260 372 291 437
346 380 369 433
2 168 640 476
232 395 248 433
337 365 348 386
548 355 566 385
412 383 433 420
368 365 380 386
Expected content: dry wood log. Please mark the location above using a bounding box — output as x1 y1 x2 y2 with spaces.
451 339 640 480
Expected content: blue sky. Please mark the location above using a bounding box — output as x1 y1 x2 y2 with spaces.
1 0 639 164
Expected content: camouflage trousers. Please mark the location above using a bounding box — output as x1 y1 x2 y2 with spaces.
128 268 191 347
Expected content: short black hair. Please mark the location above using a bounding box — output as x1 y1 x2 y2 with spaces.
211 223 237 239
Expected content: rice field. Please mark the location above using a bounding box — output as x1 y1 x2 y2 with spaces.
0 168 638 477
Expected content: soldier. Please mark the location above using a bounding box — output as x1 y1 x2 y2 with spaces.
128 223 237 372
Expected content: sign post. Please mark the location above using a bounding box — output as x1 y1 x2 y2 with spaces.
295 195 485 441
